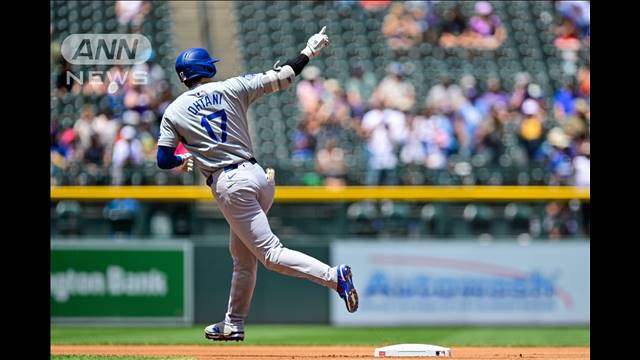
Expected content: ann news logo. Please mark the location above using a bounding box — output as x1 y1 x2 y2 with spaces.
60 34 153 93
61 34 152 65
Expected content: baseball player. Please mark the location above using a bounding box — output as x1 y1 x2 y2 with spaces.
156 27 358 341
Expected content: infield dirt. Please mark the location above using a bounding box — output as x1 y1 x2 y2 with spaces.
51 345 589 359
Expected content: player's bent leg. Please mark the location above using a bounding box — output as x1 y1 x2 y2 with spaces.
215 178 338 290
241 206 337 289
261 242 337 289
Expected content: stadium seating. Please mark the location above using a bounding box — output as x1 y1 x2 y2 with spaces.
233 1 588 186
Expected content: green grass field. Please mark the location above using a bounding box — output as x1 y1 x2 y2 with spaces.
51 324 589 347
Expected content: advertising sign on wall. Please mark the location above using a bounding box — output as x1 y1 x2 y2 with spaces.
330 241 589 326
51 241 193 325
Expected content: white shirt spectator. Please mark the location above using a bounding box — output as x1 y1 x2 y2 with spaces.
112 126 144 169
384 108 409 144
73 116 94 150
573 155 590 187
361 108 407 170
424 114 452 169
401 116 428 164
92 113 119 148
116 0 143 26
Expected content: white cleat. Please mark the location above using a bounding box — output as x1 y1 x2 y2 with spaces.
204 321 245 341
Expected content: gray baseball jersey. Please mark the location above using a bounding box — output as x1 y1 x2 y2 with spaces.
158 74 267 178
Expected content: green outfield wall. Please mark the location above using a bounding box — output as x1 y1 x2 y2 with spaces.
51 240 329 325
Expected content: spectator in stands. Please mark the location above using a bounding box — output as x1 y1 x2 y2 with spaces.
421 105 454 170
124 82 153 114
425 74 465 114
439 5 467 48
92 109 119 149
116 0 151 32
155 80 175 116
373 63 415 112
73 105 96 150
296 66 325 115
577 65 590 98
55 60 79 96
316 139 347 187
292 119 317 163
454 75 483 153
51 127 78 180
440 2 506 49
346 64 377 118
460 73 479 103
509 72 532 111
382 2 421 50
463 1 507 49
138 112 158 162
543 127 574 185
557 1 590 33
555 0 590 47
554 16 581 51
573 140 590 187
476 77 509 117
83 133 106 167
111 125 144 185
574 141 590 236
404 1 439 44
561 98 589 142
553 81 578 121
82 73 108 96
359 98 406 185
474 102 508 164
319 78 351 131
518 99 545 160
400 112 428 166
543 201 578 239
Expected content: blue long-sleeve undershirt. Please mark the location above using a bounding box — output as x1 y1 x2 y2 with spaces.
157 145 184 169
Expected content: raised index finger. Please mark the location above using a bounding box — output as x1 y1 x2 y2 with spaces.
319 26 326 35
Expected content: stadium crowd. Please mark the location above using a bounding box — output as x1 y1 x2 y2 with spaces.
294 62 589 187
380 1 507 50
50 1 189 186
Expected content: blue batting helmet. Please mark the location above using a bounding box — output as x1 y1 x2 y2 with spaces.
175 48 220 82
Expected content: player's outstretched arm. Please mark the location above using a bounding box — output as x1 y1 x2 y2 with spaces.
228 27 329 104
259 26 330 94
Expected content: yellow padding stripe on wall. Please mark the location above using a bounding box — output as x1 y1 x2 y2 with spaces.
51 186 590 202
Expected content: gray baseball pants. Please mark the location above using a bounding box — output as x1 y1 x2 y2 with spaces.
209 161 338 326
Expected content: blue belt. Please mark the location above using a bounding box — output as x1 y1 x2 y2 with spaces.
207 158 258 187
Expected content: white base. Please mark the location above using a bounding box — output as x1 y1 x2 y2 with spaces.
374 344 452 357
